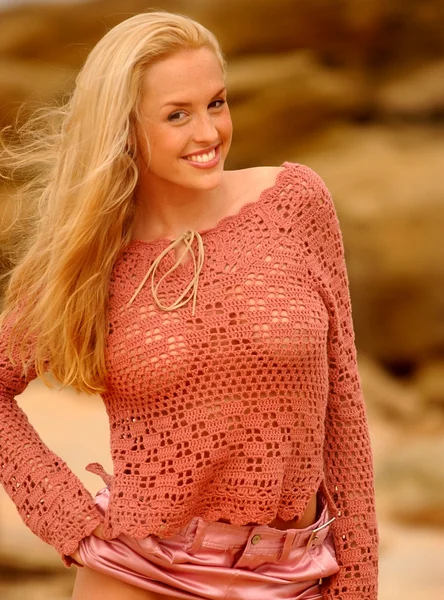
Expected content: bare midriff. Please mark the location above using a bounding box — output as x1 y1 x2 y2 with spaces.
217 491 319 531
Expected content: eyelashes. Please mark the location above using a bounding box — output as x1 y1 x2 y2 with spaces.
167 99 227 122
210 99 226 109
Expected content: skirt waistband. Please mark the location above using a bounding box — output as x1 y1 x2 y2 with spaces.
180 497 334 557
93 486 334 559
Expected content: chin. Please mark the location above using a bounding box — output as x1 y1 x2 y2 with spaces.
180 165 224 190
191 174 223 191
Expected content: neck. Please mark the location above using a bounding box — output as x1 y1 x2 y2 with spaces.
133 173 228 241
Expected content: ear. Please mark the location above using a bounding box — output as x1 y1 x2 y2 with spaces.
126 122 137 156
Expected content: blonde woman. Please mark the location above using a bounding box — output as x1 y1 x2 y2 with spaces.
0 11 378 600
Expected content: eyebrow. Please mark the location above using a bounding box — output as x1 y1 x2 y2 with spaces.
162 87 227 109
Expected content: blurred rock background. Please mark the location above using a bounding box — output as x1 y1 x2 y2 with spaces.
0 0 443 598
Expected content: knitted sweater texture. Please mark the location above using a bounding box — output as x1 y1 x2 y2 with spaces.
0 163 378 599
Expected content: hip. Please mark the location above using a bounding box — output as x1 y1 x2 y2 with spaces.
78 487 339 599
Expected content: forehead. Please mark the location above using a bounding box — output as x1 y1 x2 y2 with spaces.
141 48 224 103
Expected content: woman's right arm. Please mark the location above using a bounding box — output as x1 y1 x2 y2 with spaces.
0 313 104 566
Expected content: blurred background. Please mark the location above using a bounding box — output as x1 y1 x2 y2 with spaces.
0 0 443 598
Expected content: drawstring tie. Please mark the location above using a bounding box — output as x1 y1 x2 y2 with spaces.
127 230 204 316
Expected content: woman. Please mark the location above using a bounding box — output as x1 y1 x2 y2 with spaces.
0 11 378 600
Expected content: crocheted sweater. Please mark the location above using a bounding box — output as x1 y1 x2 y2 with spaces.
0 162 378 599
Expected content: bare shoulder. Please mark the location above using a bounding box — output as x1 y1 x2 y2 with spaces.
224 165 284 203
238 165 283 188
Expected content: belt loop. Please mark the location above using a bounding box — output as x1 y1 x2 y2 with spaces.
306 516 336 550
279 529 297 562
188 518 208 555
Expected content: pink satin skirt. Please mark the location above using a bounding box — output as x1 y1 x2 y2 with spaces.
79 488 339 599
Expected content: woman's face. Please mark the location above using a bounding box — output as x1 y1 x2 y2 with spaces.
136 47 232 193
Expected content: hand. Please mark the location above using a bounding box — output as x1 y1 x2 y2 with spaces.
69 522 106 566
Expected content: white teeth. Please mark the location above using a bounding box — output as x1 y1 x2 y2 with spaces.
187 148 216 163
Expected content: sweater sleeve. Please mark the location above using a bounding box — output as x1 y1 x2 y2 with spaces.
0 313 104 566
294 165 379 600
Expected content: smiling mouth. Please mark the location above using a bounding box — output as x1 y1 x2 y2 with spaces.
183 145 219 164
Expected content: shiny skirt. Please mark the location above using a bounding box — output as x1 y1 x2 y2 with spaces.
79 488 339 599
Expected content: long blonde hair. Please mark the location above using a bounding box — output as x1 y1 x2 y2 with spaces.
0 11 225 394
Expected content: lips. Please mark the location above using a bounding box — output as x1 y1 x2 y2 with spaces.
185 148 216 163
182 144 221 168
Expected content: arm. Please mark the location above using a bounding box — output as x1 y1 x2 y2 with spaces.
0 313 103 566
294 165 379 599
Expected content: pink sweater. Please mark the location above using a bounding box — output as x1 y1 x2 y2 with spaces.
0 163 378 599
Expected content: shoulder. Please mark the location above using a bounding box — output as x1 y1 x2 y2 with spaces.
280 162 336 225
253 162 335 218
282 162 331 200
248 165 284 191
265 163 340 241
224 162 336 227
227 162 331 200
224 165 282 200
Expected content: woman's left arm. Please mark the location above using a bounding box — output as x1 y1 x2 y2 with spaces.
295 166 379 600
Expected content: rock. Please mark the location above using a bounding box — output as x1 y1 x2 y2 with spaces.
295 123 444 368
195 0 444 68
378 520 444 600
376 437 444 527
0 58 74 127
414 359 444 408
190 0 342 58
226 52 368 167
0 11 55 58
0 571 75 600
358 354 423 423
376 59 444 118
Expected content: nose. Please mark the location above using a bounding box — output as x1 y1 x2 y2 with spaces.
192 113 218 143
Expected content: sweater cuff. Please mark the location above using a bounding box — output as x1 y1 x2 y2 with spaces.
58 505 104 567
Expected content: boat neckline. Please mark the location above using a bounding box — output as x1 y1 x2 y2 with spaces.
127 161 294 248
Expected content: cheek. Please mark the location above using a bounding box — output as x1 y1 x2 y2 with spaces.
135 121 152 161
220 110 233 142
139 125 183 162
